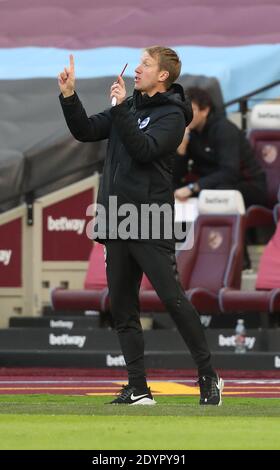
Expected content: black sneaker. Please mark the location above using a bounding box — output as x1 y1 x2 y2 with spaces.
197 375 224 406
109 384 156 405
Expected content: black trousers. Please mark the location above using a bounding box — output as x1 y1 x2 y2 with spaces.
104 240 212 381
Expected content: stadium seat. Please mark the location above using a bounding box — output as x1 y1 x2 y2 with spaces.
51 241 108 312
255 214 280 290
51 286 108 312
84 242 107 290
219 287 280 314
219 208 280 315
245 129 280 228
139 214 245 314
51 242 153 312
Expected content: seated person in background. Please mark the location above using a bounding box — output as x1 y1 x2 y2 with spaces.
174 87 268 208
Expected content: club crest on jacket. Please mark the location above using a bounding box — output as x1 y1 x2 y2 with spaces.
138 117 150 129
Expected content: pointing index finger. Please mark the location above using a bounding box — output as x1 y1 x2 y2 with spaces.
118 75 125 86
69 54 75 72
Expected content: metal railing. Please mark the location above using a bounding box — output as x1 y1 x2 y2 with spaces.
224 80 280 131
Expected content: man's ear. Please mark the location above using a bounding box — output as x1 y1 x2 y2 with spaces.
202 106 211 118
159 70 169 83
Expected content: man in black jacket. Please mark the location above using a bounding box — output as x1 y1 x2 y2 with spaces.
174 87 267 207
58 48 223 406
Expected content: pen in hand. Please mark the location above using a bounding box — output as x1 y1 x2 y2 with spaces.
111 63 128 106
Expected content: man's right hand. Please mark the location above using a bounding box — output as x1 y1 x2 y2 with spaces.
58 54 75 98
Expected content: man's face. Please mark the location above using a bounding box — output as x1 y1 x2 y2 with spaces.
134 51 168 96
189 101 210 130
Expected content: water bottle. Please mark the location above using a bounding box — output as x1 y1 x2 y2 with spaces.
235 319 247 354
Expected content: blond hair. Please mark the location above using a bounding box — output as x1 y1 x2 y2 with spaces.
144 46 181 89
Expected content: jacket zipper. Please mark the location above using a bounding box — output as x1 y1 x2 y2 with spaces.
113 162 120 184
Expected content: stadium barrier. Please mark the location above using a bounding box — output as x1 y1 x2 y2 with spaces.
0 174 99 325
0 205 37 326
34 173 99 309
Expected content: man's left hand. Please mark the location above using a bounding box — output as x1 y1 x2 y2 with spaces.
110 75 126 105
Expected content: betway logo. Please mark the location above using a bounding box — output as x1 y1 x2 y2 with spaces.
49 333 86 348
50 320 74 330
47 216 85 235
106 354 126 367
274 356 280 368
0 250 12 266
205 197 230 205
219 334 256 350
258 112 280 119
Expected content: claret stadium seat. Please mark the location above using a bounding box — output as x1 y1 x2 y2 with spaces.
219 287 280 315
255 209 280 292
51 241 153 312
139 212 245 314
51 241 109 312
219 205 280 315
246 129 280 229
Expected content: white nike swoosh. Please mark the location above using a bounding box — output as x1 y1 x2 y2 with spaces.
130 393 149 401
216 379 224 391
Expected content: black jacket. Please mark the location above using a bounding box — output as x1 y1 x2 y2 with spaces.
174 111 266 191
60 84 193 242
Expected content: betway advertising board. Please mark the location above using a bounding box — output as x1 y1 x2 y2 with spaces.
0 218 22 288
42 188 93 262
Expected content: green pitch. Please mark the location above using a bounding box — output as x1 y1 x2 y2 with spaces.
0 395 279 450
